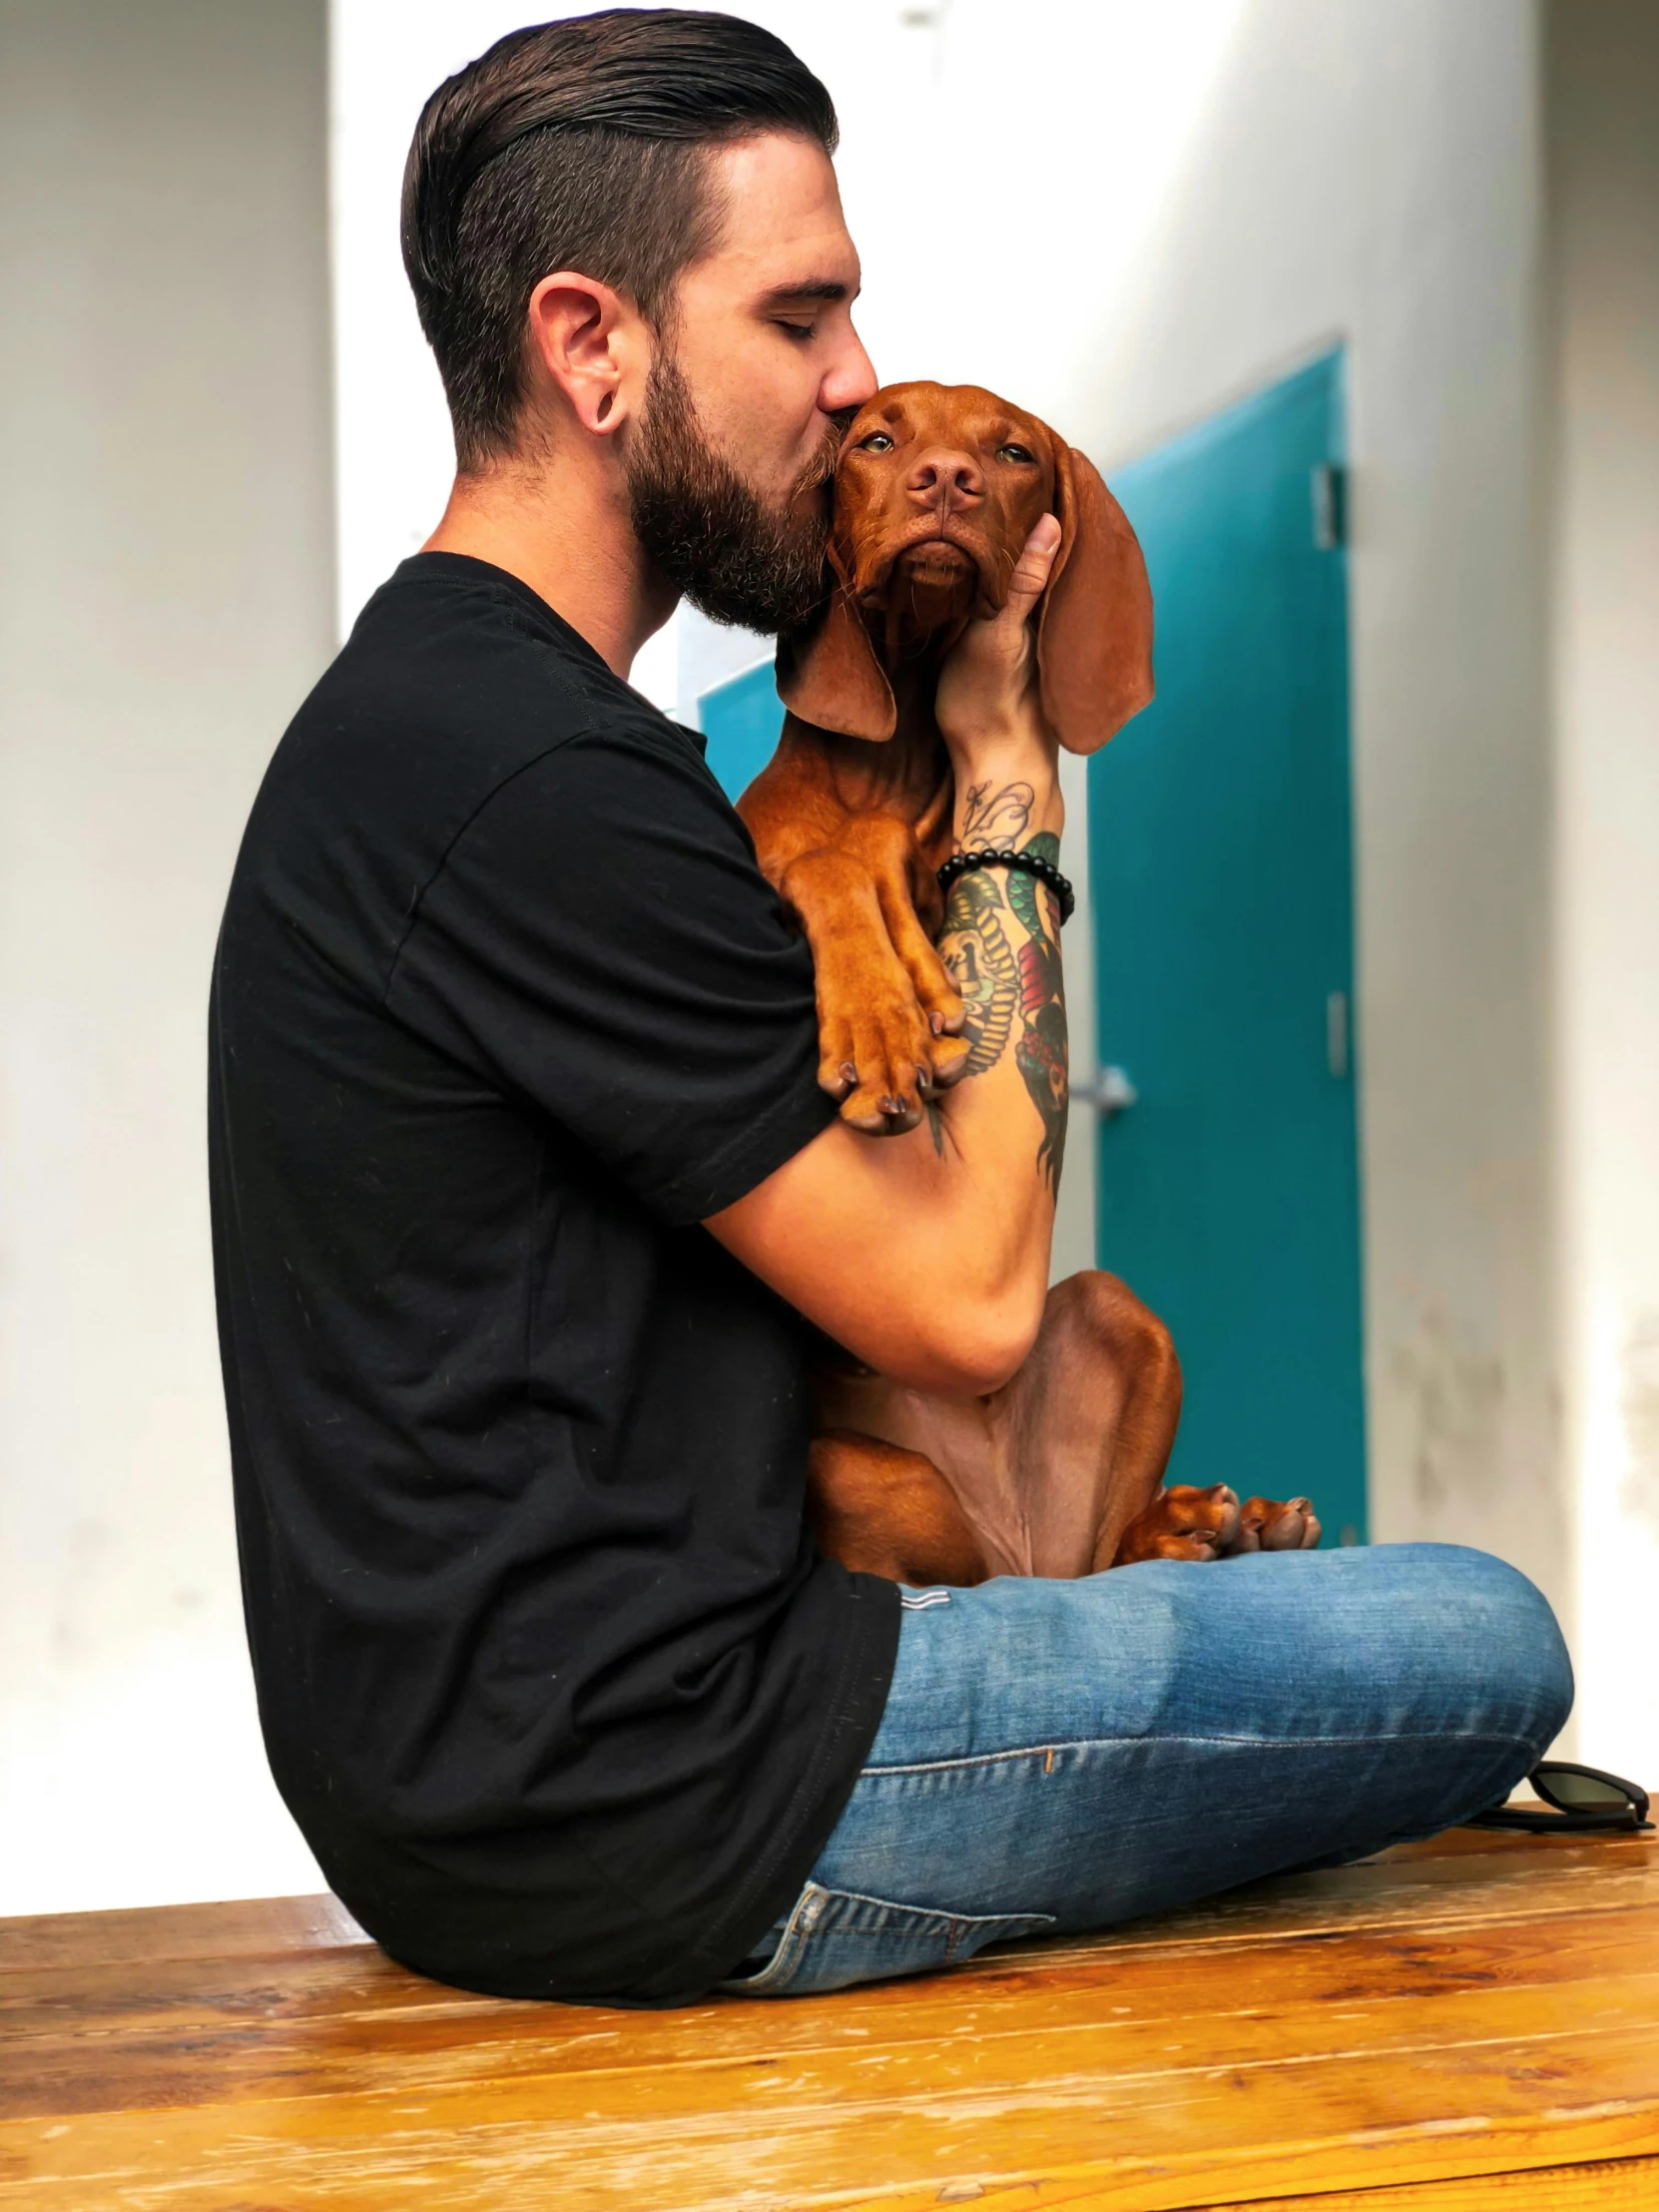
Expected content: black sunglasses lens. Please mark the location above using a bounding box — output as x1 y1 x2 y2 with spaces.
1534 1767 1636 1812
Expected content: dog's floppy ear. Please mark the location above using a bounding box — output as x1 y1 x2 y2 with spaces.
1038 440 1154 755
775 543 896 742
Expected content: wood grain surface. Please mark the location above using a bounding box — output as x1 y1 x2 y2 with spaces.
2 1824 1655 2210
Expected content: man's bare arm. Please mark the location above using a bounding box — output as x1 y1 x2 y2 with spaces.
706 521 1068 1398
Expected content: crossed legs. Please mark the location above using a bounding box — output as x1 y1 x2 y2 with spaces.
723 1545 1573 1997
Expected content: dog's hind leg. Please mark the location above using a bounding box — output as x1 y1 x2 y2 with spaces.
812 1272 1185 1580
809 1429 991 1586
996 1270 1187 1575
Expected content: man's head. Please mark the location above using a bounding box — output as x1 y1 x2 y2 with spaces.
402 10 875 629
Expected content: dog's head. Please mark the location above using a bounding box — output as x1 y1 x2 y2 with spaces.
778 380 1153 754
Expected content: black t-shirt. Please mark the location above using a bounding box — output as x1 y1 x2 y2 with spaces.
209 552 899 2004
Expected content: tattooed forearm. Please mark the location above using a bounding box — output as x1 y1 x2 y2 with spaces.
937 828 1070 1195
959 779 1034 849
938 869 1019 1075
1009 831 1068 1192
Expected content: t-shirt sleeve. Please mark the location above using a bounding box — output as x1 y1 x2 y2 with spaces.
384 723 837 1224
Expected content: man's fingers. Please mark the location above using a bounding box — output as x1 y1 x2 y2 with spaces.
933 510 1064 757
1001 513 1062 627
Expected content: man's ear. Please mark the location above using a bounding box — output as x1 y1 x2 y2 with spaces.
1038 441 1155 755
775 543 896 741
525 272 648 435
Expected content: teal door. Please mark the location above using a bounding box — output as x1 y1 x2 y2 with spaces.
1090 353 1366 1541
699 659 785 803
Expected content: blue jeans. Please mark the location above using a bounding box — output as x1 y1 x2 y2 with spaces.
724 1543 1571 1996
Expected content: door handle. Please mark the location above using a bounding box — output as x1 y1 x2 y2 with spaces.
1075 1065 1138 1117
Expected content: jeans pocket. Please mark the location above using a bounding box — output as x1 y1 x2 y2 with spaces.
719 1881 1055 1998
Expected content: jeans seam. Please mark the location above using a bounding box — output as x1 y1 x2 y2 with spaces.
862 1729 1538 1777
803 1884 1057 1927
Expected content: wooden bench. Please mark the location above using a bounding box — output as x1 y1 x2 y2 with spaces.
4 1821 1657 2209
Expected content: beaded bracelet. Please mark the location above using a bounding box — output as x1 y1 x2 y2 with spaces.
936 845 1075 926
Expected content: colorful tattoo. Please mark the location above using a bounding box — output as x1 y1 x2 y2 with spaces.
938 869 1019 1076
939 815 1068 1190
1008 830 1069 1191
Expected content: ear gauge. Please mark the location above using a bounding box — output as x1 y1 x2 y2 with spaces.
596 392 614 425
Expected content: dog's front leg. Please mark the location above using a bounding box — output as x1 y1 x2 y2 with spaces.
780 836 965 1134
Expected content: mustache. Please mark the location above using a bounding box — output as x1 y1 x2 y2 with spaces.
791 406 859 503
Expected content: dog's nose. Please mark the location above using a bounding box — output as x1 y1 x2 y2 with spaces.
905 447 984 514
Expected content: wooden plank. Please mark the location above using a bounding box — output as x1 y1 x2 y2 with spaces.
830 2150 1659 2208
1005 1842 1659 1967
6 1905 1658 2120
1374 1824 1652 1865
1206 2152 1659 2209
4 1982 1658 2208
0 1894 365 1973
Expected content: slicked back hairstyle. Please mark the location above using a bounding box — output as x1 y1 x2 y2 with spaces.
402 9 838 471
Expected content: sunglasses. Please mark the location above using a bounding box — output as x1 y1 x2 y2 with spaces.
1467 1760 1652 1835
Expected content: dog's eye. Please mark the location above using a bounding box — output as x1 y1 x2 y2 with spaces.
860 432 895 453
997 442 1036 464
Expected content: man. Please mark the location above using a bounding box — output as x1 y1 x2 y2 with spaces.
211 10 1570 2006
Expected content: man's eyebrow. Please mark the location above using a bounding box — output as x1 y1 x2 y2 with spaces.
758 278 856 308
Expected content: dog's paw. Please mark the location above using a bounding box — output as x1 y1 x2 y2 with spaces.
819 993 938 1135
1225 1496 1322 1553
1112 1482 1242 1565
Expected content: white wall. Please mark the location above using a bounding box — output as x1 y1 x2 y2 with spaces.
1008 0 1566 1615
1548 0 1659 1780
0 1 334 1912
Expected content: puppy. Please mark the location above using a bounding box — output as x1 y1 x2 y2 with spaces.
737 382 1319 1582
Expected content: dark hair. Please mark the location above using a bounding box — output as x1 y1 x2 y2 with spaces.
401 9 838 470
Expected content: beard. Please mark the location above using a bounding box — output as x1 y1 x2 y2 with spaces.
624 349 850 634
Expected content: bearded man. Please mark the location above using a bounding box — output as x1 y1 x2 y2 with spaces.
210 10 1569 2007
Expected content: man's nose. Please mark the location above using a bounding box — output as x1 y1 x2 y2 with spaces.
906 448 984 514
822 325 877 416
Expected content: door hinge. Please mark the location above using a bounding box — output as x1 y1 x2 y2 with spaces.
1312 462 1346 550
1327 990 1351 1079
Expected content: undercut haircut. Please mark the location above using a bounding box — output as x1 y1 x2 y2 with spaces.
401 9 838 472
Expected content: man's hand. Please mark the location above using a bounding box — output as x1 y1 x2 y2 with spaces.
934 514 1063 789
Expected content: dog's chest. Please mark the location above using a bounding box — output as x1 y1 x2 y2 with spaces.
825 722 954 852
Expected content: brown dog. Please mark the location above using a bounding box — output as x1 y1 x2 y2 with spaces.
738 382 1319 1582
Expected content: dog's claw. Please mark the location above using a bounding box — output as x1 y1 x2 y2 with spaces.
1112 1481 1243 1565
928 1035 972 1088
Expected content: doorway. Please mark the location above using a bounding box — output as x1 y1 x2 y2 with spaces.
1088 352 1367 1541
